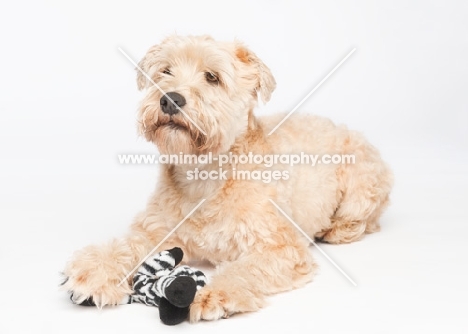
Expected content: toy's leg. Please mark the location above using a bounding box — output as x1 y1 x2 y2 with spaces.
158 275 197 308
159 297 190 326
130 248 186 307
156 266 207 325
62 208 181 307
131 273 161 306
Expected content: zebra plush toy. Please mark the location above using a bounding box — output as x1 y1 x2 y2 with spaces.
68 247 207 325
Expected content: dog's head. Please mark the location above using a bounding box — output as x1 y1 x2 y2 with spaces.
136 35 276 155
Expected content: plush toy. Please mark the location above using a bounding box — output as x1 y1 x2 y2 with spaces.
69 247 206 325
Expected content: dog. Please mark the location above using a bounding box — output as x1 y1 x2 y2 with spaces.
62 35 393 322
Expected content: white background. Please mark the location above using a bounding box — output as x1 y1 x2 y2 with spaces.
1 0 467 333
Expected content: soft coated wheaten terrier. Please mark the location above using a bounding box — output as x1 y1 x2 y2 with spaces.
63 35 393 321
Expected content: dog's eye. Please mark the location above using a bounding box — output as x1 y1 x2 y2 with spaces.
205 72 219 84
162 68 172 76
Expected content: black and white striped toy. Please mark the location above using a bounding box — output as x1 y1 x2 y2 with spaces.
69 247 206 325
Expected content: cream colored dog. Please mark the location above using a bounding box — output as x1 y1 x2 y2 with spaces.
63 35 393 321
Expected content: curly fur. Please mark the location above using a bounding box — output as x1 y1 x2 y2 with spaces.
62 35 393 322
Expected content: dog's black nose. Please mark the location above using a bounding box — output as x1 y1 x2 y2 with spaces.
160 92 186 115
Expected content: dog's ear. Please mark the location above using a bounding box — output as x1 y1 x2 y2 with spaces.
136 44 162 91
234 43 277 103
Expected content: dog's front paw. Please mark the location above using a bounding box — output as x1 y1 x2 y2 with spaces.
61 242 132 307
189 288 230 322
189 286 264 322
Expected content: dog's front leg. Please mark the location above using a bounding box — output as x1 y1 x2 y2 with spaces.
62 208 180 307
190 240 316 321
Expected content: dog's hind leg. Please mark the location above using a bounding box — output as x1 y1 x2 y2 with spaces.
318 141 393 244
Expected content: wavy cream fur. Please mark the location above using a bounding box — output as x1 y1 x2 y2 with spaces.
63 35 393 321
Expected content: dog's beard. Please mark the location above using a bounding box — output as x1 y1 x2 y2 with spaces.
149 114 207 155
154 126 195 155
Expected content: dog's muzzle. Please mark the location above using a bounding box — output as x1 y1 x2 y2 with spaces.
160 92 186 116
